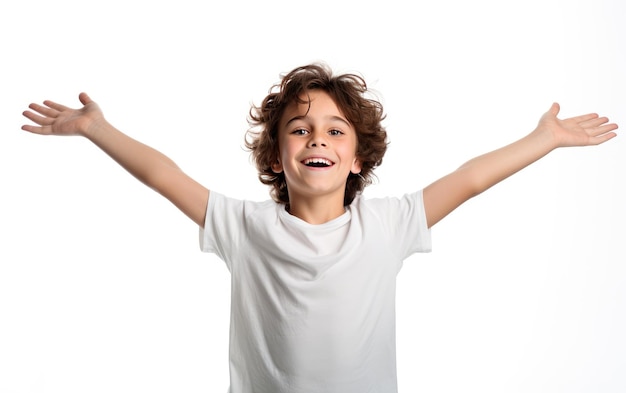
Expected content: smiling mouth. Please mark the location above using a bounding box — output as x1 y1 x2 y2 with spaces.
302 158 334 167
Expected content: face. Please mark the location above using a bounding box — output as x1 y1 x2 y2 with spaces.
273 90 362 204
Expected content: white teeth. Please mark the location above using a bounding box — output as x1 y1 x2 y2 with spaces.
303 158 332 166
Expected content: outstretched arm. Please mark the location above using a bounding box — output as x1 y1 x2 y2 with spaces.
423 103 618 228
22 93 209 227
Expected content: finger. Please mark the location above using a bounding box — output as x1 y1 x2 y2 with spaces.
589 123 619 137
567 112 599 123
589 130 617 145
27 103 59 118
79 92 93 105
22 110 55 126
549 102 560 116
43 99 70 112
579 116 610 129
21 124 50 135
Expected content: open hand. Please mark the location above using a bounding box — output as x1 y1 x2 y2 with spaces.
22 92 104 137
538 103 618 148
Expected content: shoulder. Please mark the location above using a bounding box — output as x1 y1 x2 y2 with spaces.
208 191 280 220
349 191 428 231
201 191 281 253
351 190 424 212
351 190 431 254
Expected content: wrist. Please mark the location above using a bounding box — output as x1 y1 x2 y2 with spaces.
81 117 109 140
529 125 560 152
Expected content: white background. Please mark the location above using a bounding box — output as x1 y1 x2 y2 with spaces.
1 0 624 392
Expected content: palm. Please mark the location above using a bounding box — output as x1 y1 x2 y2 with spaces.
540 103 618 148
22 93 103 137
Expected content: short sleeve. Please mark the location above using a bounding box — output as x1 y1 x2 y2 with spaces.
199 191 218 253
409 189 432 253
199 191 247 266
359 190 432 259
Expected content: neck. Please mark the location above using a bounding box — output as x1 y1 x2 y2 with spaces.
287 194 346 225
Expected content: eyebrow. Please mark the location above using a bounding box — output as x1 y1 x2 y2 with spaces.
284 115 352 128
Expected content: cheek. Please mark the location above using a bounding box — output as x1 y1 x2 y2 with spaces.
282 141 301 161
273 143 295 173
347 140 361 172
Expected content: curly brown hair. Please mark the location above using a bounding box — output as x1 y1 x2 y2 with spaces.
246 63 388 206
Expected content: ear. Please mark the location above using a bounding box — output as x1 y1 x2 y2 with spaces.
271 159 283 174
351 158 362 175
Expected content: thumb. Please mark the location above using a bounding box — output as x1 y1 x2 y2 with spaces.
78 92 93 106
549 102 560 117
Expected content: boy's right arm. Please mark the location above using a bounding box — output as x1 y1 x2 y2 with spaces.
22 93 209 228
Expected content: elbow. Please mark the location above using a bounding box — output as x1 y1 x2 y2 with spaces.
458 165 492 198
141 164 181 193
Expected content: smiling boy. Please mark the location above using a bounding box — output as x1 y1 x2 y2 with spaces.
272 90 364 223
22 63 617 392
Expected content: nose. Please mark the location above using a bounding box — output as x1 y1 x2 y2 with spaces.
307 129 328 148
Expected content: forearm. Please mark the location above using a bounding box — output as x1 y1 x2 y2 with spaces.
458 128 558 196
423 128 558 228
21 93 210 224
423 103 617 228
84 119 180 188
83 119 209 227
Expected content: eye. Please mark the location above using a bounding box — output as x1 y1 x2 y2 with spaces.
292 128 309 135
328 129 344 136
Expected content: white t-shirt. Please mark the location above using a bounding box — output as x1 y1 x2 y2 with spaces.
200 191 431 393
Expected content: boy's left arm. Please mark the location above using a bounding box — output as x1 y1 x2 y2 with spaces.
423 103 618 228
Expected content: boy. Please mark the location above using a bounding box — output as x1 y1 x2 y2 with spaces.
21 64 618 392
